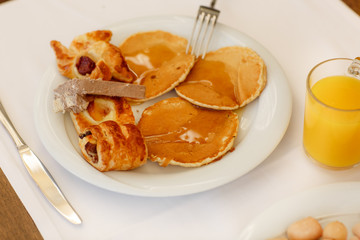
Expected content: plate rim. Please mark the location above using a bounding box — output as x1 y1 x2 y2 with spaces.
34 15 292 197
238 181 360 239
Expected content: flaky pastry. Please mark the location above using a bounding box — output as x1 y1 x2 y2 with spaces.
70 96 148 171
79 121 147 171
50 30 134 82
70 96 135 134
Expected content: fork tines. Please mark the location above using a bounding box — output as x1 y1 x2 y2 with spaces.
186 5 220 59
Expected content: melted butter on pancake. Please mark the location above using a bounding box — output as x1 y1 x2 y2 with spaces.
137 97 239 167
124 44 177 76
144 125 216 145
119 31 195 102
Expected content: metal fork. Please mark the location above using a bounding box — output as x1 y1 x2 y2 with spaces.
186 0 220 59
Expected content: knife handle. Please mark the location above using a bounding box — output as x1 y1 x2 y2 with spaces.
0 100 25 149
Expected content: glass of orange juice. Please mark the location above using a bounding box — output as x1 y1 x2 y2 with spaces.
303 58 360 169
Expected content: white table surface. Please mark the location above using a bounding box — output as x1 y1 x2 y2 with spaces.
1 0 360 239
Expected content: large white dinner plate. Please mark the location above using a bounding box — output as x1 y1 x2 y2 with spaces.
238 181 360 239
34 15 292 197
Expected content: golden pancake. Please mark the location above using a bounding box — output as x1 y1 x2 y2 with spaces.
119 30 195 102
137 97 239 167
175 46 267 110
78 121 147 171
70 96 135 134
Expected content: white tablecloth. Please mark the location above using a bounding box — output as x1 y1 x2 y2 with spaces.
1 0 360 239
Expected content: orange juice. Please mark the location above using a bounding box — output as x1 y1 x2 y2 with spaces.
303 75 360 168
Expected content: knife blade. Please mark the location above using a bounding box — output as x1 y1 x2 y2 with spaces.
0 100 82 225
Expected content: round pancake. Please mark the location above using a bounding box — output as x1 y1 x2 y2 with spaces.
70 96 135 134
119 31 195 102
175 46 267 110
137 97 239 167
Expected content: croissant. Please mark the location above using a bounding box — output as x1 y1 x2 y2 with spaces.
50 30 134 82
70 96 147 171
70 96 135 134
79 121 147 171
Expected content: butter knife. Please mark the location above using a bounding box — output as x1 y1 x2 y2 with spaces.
0 100 82 225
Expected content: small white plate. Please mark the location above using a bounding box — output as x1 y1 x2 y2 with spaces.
34 15 292 197
239 181 360 239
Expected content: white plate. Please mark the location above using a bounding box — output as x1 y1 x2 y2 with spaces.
34 15 292 197
239 181 360 239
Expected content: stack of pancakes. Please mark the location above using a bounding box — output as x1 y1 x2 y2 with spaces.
119 30 266 168
51 29 267 171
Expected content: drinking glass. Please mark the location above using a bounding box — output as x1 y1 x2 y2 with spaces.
303 58 360 169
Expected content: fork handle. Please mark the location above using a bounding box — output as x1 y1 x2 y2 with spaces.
210 0 217 8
